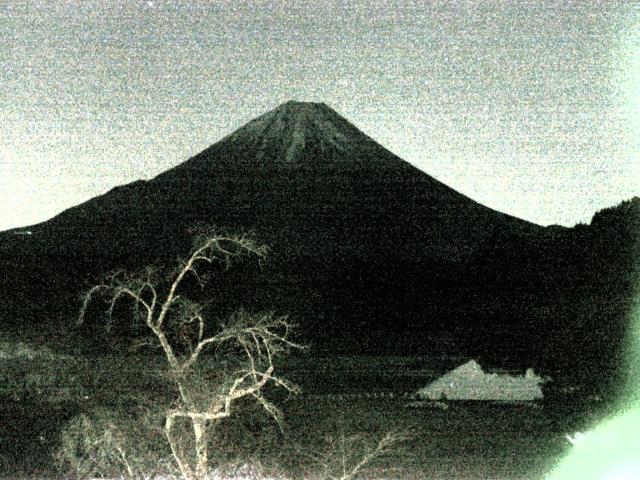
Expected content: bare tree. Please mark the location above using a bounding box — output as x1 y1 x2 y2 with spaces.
307 429 413 480
78 229 301 480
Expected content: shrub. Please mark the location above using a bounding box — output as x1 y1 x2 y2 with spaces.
54 407 175 479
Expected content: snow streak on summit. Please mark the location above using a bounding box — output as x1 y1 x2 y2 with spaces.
164 100 434 173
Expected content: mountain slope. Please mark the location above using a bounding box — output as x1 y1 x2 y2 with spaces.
1 102 636 386
11 101 538 263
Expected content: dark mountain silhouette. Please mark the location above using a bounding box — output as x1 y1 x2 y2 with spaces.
1 101 638 391
6 101 536 259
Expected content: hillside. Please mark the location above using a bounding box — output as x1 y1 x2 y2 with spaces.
0 102 637 389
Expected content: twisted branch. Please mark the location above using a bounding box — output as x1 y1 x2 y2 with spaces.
77 229 299 480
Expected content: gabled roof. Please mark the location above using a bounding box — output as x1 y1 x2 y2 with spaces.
417 359 544 401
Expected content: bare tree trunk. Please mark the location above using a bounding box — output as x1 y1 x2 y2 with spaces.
193 417 209 480
166 415 195 480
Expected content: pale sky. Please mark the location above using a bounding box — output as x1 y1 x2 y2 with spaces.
1 0 639 231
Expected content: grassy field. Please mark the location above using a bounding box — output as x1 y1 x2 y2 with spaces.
0 339 607 479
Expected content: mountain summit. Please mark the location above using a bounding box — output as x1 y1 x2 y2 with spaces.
161 100 440 180
179 101 385 168
224 101 358 164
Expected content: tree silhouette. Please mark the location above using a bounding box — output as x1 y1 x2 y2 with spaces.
78 228 301 480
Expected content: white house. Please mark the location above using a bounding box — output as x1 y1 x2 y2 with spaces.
417 359 545 401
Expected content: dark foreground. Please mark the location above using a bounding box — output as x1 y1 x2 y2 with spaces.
0 348 608 479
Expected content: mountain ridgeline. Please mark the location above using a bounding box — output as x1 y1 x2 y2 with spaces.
1 101 638 388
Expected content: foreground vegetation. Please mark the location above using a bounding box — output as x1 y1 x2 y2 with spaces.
1 229 418 479
0 229 614 479
75 229 305 480
1 340 604 479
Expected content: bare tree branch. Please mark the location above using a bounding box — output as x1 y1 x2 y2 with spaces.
306 428 414 480
78 229 299 480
